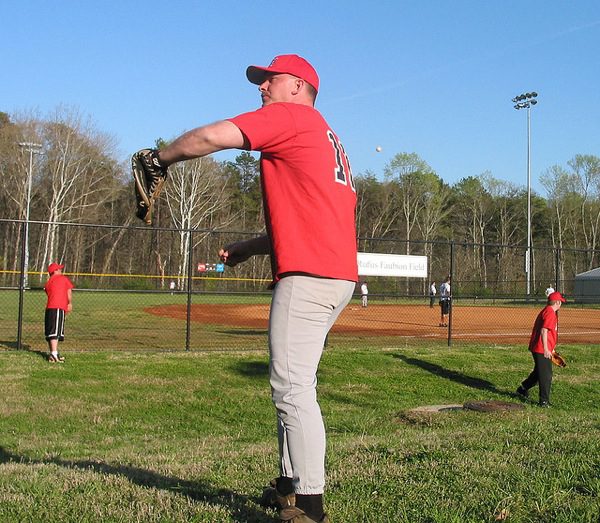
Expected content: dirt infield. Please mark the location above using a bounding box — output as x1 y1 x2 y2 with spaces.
146 303 600 345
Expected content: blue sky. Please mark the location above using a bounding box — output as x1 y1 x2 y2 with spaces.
3 1 599 195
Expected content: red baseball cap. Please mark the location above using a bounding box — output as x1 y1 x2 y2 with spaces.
48 262 64 274
246 54 320 92
547 291 566 303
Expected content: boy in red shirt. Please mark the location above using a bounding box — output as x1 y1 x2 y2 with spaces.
516 291 566 407
44 262 74 363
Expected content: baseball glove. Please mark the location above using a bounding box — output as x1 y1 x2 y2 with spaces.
551 351 567 368
132 148 168 225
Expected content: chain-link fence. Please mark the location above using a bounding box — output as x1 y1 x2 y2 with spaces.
1 218 599 353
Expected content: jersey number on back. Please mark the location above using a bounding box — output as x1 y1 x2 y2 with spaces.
327 131 355 192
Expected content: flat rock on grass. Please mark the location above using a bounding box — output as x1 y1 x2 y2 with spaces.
463 400 525 412
398 404 464 425
409 404 464 414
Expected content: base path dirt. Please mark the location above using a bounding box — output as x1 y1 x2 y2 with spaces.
145 303 600 345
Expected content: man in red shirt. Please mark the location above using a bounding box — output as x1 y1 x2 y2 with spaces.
147 54 357 523
44 262 74 363
516 291 566 407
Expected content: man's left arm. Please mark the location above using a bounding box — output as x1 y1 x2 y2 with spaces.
219 235 271 267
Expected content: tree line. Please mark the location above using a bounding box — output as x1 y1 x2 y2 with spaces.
1 109 598 291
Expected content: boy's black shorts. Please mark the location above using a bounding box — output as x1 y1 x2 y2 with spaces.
440 299 451 315
45 308 66 341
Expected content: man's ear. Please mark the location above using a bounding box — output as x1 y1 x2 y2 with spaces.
291 78 304 95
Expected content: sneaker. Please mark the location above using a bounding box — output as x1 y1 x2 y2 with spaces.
279 506 330 523
515 386 528 399
538 401 550 408
48 353 65 363
259 478 295 510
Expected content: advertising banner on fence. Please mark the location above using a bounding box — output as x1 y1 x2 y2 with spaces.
357 252 428 278
197 263 225 273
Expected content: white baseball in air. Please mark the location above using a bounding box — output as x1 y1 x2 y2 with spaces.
376 146 382 152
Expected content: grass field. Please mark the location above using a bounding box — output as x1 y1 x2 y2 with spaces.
1 343 599 522
0 289 275 352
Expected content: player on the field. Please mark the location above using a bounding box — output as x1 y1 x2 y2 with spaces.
44 262 74 363
360 281 369 307
429 280 436 308
439 275 451 327
144 54 357 523
516 291 566 407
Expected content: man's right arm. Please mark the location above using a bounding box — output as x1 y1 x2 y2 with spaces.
158 120 248 167
541 328 552 358
66 288 72 313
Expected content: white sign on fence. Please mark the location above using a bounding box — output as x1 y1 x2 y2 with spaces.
357 252 428 278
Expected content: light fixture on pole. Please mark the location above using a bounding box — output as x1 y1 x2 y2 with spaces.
18 141 43 289
512 91 538 296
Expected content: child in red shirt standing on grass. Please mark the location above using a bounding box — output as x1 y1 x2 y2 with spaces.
44 262 74 363
516 291 566 407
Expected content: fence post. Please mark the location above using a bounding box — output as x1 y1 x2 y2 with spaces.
16 221 27 350
185 228 193 352
448 241 455 347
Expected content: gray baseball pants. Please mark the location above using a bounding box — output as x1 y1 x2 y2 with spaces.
269 275 355 495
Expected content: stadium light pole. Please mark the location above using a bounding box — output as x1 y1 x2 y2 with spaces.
18 141 43 289
512 92 538 296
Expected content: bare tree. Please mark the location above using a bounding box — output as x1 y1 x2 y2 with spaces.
541 165 573 248
0 115 44 275
33 107 119 279
482 174 522 246
355 173 402 243
415 174 452 287
569 155 600 268
480 174 523 290
452 175 494 285
164 156 234 284
384 153 435 253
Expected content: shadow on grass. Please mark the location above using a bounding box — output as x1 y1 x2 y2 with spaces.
393 354 513 398
217 329 268 336
0 343 49 363
25 348 50 360
0 340 39 352
0 340 21 350
230 360 269 378
0 446 275 522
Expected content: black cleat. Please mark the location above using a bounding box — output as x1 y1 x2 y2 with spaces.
515 386 528 399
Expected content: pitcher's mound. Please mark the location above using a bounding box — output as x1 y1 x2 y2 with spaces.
463 400 525 412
